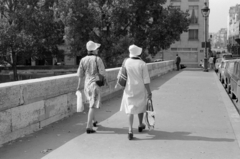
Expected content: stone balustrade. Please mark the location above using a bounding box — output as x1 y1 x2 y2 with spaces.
0 60 174 145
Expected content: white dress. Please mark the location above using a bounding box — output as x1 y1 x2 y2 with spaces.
120 58 151 114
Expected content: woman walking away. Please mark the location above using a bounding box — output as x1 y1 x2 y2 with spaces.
116 44 152 140
77 40 107 134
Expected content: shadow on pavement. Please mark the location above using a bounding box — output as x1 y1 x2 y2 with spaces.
150 70 181 92
182 68 208 72
97 125 235 142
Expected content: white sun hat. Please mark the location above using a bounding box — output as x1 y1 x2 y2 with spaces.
86 41 101 51
129 44 142 57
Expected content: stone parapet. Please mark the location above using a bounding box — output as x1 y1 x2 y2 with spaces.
0 60 174 145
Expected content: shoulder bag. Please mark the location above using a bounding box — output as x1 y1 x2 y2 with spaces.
95 56 105 87
117 58 128 87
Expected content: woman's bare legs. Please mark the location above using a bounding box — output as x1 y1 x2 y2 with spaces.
138 113 146 132
87 107 95 129
138 113 144 126
92 112 98 126
128 114 134 133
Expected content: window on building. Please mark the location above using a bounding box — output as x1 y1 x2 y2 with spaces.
192 48 198 51
188 0 199 2
172 48 198 51
170 0 181 2
178 48 183 51
171 48 178 51
171 6 181 10
189 29 198 40
189 5 199 24
183 48 192 51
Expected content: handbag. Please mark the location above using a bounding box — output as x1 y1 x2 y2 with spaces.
95 56 105 87
76 90 84 112
145 98 155 130
117 58 128 87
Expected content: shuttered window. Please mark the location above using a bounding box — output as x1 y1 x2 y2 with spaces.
189 29 198 40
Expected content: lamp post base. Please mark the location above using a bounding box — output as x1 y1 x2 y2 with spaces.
203 58 208 72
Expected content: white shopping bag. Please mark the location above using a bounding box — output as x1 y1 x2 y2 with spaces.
145 99 156 131
76 91 84 112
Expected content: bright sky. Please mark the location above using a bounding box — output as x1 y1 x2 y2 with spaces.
209 0 239 33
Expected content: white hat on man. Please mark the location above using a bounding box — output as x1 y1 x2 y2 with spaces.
129 44 142 57
86 41 101 51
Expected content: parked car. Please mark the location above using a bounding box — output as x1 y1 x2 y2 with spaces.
221 53 232 59
215 58 222 72
232 61 240 112
222 59 239 93
230 60 240 101
218 60 229 83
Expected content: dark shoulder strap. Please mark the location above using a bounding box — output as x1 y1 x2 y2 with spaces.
95 56 99 73
130 57 141 60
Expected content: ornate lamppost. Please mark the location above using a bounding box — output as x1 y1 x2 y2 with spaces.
201 2 210 72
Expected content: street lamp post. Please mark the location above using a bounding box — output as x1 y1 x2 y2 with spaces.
201 2 210 72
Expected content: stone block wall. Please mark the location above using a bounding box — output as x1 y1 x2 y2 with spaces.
0 60 174 145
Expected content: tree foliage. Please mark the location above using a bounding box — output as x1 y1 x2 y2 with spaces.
0 0 190 74
0 0 64 80
58 0 190 68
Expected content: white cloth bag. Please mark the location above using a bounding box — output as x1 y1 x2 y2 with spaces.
145 99 156 130
76 91 84 112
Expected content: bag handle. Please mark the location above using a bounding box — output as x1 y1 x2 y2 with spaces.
147 98 154 111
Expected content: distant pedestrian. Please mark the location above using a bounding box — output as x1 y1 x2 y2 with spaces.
77 40 108 134
208 56 214 70
116 44 152 140
175 54 181 71
213 56 217 70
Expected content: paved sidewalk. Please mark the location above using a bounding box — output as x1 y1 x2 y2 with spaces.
1 69 240 159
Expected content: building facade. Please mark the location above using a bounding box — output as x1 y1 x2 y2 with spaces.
227 4 240 56
161 0 209 67
211 28 227 50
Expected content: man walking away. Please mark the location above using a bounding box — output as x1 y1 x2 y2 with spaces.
175 54 181 71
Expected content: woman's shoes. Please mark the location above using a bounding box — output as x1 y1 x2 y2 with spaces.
128 132 133 140
93 121 98 127
138 124 146 132
86 128 96 134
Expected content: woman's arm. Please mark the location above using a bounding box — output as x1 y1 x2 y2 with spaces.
144 83 152 99
142 63 152 98
77 78 82 91
76 60 84 91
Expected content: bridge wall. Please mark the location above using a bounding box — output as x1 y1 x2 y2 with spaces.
0 60 174 145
